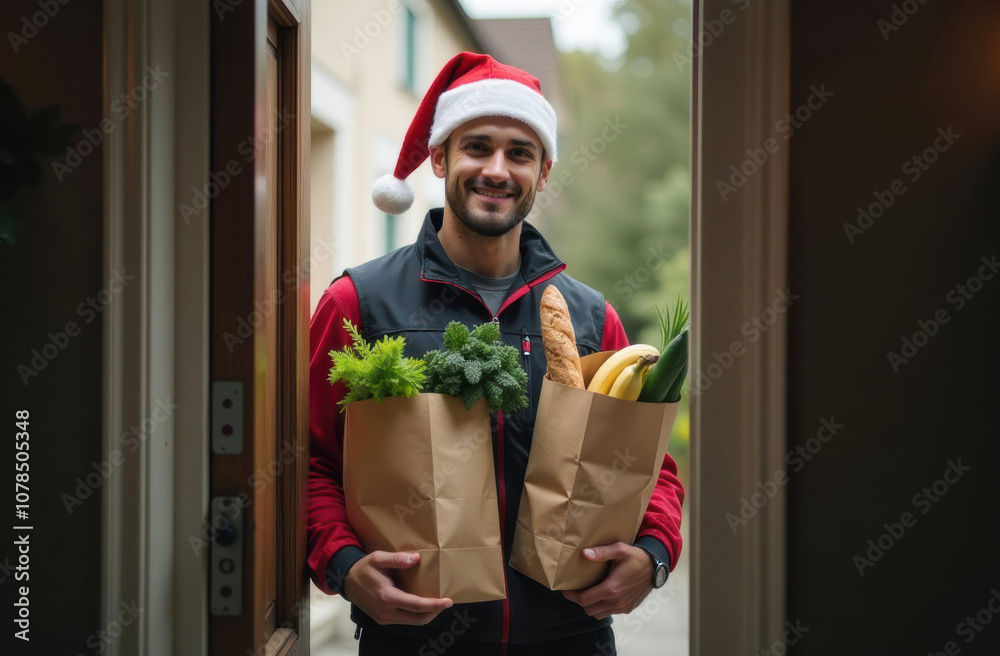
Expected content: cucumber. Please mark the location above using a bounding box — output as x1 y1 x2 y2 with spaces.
664 361 687 403
637 329 688 403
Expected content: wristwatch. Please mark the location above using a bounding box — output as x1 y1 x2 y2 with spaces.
638 546 669 589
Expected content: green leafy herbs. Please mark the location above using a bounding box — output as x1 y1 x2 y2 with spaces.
423 321 529 413
327 319 426 411
656 296 690 351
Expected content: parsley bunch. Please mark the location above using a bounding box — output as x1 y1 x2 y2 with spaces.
328 319 426 411
422 321 528 413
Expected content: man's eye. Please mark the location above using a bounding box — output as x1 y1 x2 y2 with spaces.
511 149 532 158
466 143 488 152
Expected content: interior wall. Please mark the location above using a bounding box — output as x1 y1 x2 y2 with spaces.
0 0 104 652
787 0 1000 653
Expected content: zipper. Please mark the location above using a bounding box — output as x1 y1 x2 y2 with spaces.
496 409 511 648
420 262 566 321
419 265 565 649
521 328 532 417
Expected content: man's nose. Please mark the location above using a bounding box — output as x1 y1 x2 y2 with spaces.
481 150 511 182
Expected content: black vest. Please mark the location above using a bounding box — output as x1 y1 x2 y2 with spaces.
340 208 613 642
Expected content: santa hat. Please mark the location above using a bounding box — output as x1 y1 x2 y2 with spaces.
372 51 558 215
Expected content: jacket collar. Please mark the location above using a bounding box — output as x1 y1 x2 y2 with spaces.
416 208 565 285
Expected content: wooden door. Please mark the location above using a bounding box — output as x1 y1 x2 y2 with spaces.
210 1 310 654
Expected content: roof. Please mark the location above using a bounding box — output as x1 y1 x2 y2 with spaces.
472 18 566 123
440 0 487 51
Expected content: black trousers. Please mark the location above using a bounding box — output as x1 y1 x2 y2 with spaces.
357 626 616 656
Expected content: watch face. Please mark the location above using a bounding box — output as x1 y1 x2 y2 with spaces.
654 564 668 588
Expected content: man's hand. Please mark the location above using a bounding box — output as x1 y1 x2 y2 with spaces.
342 551 453 626
561 542 654 620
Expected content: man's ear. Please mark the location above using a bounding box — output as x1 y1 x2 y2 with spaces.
536 159 553 192
429 144 447 179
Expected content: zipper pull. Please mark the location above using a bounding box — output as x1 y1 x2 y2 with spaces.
354 626 361 640
521 328 531 357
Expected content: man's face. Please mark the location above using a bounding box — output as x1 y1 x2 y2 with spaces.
430 116 552 237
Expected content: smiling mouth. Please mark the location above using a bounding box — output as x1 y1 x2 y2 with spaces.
471 186 515 201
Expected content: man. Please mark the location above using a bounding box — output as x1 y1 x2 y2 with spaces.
308 52 684 655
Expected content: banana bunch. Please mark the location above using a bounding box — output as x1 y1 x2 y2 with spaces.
586 344 660 401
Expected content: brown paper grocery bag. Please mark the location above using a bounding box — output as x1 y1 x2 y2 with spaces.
343 393 506 604
510 351 680 590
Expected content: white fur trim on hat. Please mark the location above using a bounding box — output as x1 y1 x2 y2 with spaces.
429 79 558 162
372 173 415 215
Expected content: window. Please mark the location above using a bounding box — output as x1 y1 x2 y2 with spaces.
402 7 417 94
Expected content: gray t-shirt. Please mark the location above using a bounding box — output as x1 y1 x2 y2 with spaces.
455 263 520 316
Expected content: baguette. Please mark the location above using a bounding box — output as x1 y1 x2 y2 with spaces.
540 285 585 389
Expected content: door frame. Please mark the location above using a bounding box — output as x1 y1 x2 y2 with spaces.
102 0 212 653
209 0 311 653
690 0 790 654
101 0 309 653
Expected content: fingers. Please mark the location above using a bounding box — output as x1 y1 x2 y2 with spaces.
347 550 456 626
563 579 615 608
374 605 448 626
563 593 620 619
582 541 630 563
379 586 453 614
582 601 618 619
368 550 421 569
565 593 638 620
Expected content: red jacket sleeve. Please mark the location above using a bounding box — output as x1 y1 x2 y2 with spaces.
601 300 686 571
307 277 364 594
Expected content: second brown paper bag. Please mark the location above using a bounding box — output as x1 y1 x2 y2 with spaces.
510 351 679 590
343 393 506 604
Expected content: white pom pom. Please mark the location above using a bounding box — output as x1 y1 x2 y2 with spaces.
371 174 414 215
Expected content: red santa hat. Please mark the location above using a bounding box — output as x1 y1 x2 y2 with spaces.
372 51 558 215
